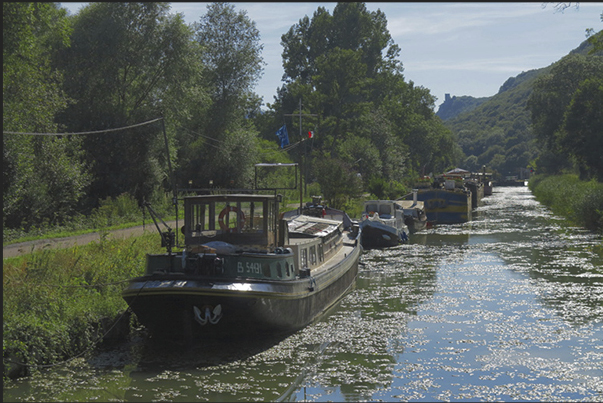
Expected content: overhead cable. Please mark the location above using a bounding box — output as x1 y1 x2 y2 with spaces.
3 117 163 136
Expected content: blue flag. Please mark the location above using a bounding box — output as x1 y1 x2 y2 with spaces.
276 124 289 148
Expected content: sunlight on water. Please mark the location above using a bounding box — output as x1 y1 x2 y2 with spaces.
4 187 602 402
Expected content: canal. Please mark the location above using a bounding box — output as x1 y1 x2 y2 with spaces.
4 186 603 402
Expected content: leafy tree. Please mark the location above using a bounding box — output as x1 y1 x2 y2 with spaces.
528 53 603 177
3 2 90 229
183 2 265 189
195 2 264 116
561 77 603 180
313 153 362 208
57 2 201 206
272 2 458 198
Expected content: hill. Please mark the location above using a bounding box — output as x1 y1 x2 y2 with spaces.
438 38 597 180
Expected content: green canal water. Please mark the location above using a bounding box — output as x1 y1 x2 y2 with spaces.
4 186 603 402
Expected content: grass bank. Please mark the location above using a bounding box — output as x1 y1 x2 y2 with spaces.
2 232 164 380
528 174 603 233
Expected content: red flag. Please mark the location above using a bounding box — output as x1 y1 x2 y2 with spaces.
308 130 314 139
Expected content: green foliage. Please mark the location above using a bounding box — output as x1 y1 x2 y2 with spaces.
560 77 603 180
529 174 603 233
195 3 264 106
3 233 165 378
313 153 363 209
3 191 178 245
528 52 603 179
176 2 264 190
367 177 408 200
268 2 458 188
91 193 143 228
58 2 202 205
3 3 90 230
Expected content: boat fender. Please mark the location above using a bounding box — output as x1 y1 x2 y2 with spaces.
218 206 245 233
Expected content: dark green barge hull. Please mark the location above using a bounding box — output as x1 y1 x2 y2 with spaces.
122 245 360 339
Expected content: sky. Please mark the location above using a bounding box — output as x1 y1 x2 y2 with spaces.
60 2 603 110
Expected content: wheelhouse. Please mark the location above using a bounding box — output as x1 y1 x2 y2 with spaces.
183 194 283 253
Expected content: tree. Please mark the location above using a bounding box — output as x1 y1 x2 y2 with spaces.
3 3 90 229
528 53 603 176
184 2 265 189
561 77 603 180
312 154 362 209
273 1 459 194
58 2 201 205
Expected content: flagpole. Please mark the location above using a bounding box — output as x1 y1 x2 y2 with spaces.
284 98 317 211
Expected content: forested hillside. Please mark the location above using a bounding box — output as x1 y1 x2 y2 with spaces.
441 37 602 181
436 94 491 121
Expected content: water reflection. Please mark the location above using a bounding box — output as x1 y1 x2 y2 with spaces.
468 188 603 326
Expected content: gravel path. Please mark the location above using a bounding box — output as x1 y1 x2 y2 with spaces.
3 221 178 259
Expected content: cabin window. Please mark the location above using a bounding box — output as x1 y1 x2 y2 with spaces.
191 202 213 234
318 244 324 263
366 204 378 214
266 201 274 233
301 248 308 268
309 246 317 266
263 262 271 277
285 263 290 277
379 205 391 216
276 262 282 278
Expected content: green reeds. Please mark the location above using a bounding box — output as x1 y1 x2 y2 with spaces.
529 174 603 233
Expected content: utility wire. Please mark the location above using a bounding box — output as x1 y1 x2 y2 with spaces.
3 117 163 136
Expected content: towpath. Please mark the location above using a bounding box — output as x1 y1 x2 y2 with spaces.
3 221 178 259
4 203 304 259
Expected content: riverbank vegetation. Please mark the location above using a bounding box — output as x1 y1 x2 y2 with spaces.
2 192 177 245
3 233 163 379
529 174 603 233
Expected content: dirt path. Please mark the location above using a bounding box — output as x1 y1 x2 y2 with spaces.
3 221 178 259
